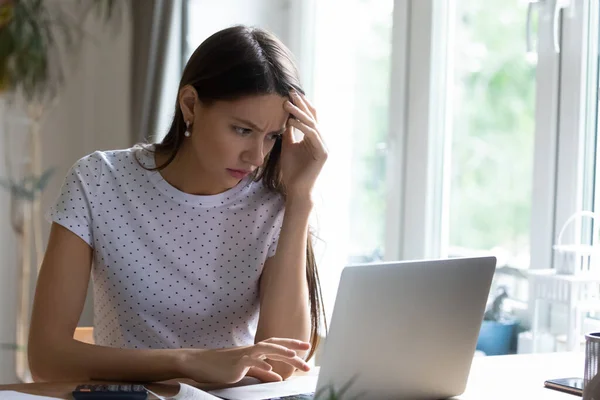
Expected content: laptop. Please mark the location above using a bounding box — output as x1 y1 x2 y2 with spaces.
209 256 497 400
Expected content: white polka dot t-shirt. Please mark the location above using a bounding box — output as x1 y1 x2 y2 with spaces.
46 145 285 350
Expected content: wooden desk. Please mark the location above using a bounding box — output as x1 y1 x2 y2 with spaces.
0 352 586 399
458 352 584 399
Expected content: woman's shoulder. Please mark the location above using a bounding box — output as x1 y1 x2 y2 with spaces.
64 146 149 190
72 145 149 171
246 178 286 212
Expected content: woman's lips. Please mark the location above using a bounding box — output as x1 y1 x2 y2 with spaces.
227 169 251 179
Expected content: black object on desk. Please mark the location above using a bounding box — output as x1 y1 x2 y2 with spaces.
72 384 148 400
544 377 583 397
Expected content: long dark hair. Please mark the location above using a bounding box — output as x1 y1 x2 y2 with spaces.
140 25 326 360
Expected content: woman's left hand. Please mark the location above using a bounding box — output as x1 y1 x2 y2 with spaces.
280 91 328 201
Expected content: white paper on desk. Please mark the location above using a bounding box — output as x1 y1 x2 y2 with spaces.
145 382 221 400
208 375 318 400
0 391 61 400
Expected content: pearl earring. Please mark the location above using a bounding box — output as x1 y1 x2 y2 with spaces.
184 121 191 137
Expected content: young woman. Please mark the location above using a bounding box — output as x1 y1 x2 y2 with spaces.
28 25 327 385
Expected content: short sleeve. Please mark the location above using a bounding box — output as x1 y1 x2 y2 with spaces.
45 153 102 247
267 205 286 258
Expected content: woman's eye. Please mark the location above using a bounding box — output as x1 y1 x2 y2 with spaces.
267 133 283 141
233 126 252 136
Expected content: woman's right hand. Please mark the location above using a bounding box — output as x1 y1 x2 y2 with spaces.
177 338 311 384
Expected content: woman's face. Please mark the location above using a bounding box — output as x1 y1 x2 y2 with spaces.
181 90 290 193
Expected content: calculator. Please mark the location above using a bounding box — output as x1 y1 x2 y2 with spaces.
72 384 148 400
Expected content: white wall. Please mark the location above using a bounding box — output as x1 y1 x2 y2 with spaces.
0 6 132 384
186 0 291 57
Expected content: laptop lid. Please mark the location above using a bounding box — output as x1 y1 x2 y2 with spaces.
315 256 497 399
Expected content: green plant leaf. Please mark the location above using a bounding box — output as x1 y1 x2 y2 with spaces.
0 178 34 200
0 343 26 352
314 375 364 400
35 167 55 191
2 0 121 101
0 167 55 200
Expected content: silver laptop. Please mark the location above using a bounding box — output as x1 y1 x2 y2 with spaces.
210 256 497 400
315 256 496 399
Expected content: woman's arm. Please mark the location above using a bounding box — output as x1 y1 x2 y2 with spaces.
30 223 310 383
254 90 328 380
29 223 310 383
254 198 313 380
28 223 184 382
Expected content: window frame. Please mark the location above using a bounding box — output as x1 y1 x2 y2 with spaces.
290 0 570 268
394 0 453 261
552 0 594 261
395 0 573 275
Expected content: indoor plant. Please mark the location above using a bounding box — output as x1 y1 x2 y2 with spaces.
314 375 363 400
476 285 519 356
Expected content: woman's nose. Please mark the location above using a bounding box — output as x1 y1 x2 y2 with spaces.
245 140 265 167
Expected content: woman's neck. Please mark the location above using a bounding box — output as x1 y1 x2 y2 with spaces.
154 145 229 196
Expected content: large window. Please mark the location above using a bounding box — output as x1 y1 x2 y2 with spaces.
311 0 393 264
310 0 394 315
446 0 537 270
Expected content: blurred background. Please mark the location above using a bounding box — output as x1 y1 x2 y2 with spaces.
1 0 599 384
